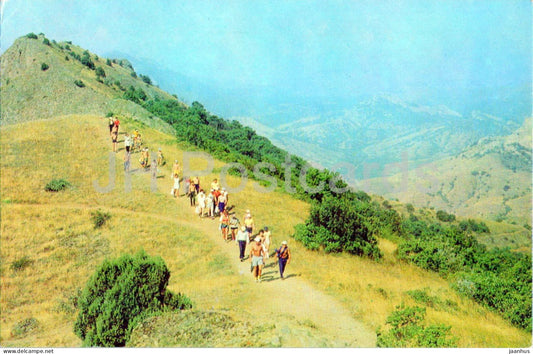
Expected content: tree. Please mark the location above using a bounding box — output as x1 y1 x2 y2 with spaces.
140 74 152 85
81 51 95 70
42 38 51 46
74 250 192 347
95 67 106 78
41 63 49 71
106 58 112 66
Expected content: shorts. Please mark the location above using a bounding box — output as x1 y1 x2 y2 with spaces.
220 224 228 229
252 256 264 267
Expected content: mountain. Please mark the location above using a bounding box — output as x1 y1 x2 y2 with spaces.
1 34 531 348
361 117 532 225
238 95 521 180
0 33 176 133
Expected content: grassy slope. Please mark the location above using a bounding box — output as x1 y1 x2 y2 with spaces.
1 115 530 347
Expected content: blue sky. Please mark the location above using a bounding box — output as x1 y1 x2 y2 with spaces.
1 0 531 114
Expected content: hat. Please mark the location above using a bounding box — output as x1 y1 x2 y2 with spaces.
241 226 246 231
254 237 261 242
158 148 162 151
282 241 287 245
246 209 250 213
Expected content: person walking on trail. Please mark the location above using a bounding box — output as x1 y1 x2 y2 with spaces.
206 191 215 219
192 176 200 194
157 148 165 166
250 236 266 282
211 178 220 191
111 124 119 153
139 148 149 170
197 189 206 217
132 129 141 152
108 116 115 135
123 151 131 172
124 132 133 153
275 241 291 280
171 173 180 198
229 213 240 240
235 225 249 262
188 180 196 207
218 188 227 214
243 210 255 237
172 160 181 177
219 209 230 241
263 227 271 259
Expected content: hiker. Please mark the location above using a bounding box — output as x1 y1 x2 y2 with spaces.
235 225 249 261
211 178 220 191
197 189 206 217
113 117 120 132
132 129 141 152
124 132 133 153
188 181 196 207
229 213 240 240
157 148 165 166
219 209 230 241
275 241 291 280
172 160 181 177
243 210 255 237
263 227 271 258
123 151 131 172
111 124 119 153
139 148 149 169
212 188 221 214
192 176 200 194
171 173 180 197
206 191 215 218
250 236 266 282
218 188 227 214
108 116 115 135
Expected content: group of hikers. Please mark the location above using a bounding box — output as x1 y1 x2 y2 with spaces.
107 117 291 283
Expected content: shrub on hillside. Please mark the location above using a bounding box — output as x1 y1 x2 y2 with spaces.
43 38 51 46
91 209 111 229
140 74 152 85
74 80 85 88
10 256 34 272
81 51 95 70
41 62 49 71
95 66 106 78
11 317 40 338
74 250 192 347
376 305 457 348
436 210 456 222
45 178 71 192
294 196 382 259
26 32 38 39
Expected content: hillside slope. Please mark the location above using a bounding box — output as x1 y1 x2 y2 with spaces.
361 118 532 226
1 115 530 348
0 34 175 134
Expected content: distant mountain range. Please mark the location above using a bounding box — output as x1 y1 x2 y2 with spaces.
361 117 532 225
236 95 521 179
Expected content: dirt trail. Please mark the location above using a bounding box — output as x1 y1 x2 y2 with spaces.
21 197 375 347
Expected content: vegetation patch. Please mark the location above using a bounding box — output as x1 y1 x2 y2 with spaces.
91 209 111 229
10 256 34 272
74 250 192 347
44 178 71 192
376 305 457 348
11 317 40 338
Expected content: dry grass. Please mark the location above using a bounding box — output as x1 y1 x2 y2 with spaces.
1 115 530 347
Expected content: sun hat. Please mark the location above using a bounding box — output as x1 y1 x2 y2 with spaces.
282 241 287 245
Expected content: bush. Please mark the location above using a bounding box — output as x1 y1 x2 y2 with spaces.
294 196 382 259
43 38 51 46
91 209 111 229
45 178 71 192
436 210 456 222
140 74 152 85
11 317 40 338
74 80 85 88
41 62 49 71
26 32 38 39
10 256 34 272
95 66 106 78
376 305 457 348
74 250 192 347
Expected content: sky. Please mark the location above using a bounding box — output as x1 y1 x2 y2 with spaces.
1 0 531 115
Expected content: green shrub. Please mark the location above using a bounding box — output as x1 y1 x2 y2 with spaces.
26 32 38 39
10 256 34 272
376 305 457 348
106 58 112 66
91 209 111 229
43 38 51 46
45 178 71 192
41 62 49 71
95 66 106 78
74 250 192 347
11 317 40 338
74 80 85 88
294 196 382 259
436 210 456 222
